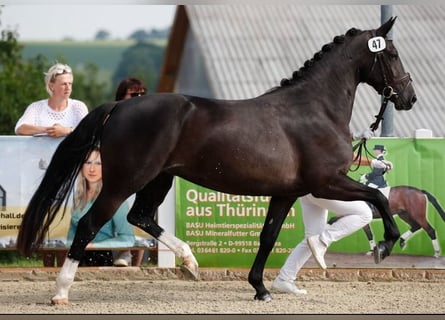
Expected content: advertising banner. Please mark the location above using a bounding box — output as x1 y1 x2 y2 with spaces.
2 136 445 267
175 138 445 267
0 136 151 250
0 136 67 248
175 181 303 267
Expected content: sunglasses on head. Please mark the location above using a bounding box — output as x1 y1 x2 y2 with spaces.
130 92 146 97
54 65 72 75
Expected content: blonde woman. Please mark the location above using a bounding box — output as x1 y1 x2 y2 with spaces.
15 62 88 137
66 147 135 266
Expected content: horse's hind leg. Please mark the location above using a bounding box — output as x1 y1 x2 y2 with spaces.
248 196 296 301
407 223 440 257
126 173 172 239
52 192 125 304
51 258 79 305
399 212 440 257
431 232 441 258
127 172 199 280
397 211 419 249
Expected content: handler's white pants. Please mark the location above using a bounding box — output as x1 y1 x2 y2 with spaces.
278 194 372 281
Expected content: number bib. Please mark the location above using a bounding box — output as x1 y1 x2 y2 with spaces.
368 36 386 52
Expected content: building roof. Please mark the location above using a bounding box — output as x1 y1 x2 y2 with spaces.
158 5 445 137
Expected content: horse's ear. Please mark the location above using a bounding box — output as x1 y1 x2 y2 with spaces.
376 16 397 37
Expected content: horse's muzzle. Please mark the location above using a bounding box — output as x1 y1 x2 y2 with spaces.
393 92 417 111
391 74 416 111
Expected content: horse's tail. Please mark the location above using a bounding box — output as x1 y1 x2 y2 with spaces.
16 103 114 257
421 189 445 222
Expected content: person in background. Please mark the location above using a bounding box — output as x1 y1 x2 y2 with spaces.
16 62 88 267
364 145 393 188
114 77 147 267
66 146 135 267
115 77 146 101
15 62 88 137
271 128 374 295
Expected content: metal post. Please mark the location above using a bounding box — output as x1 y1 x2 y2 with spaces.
380 5 394 137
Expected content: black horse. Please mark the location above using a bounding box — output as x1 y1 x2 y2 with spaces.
17 17 416 303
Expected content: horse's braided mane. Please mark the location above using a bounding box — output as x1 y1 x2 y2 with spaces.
275 27 363 89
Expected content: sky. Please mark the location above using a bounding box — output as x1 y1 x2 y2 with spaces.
0 5 176 41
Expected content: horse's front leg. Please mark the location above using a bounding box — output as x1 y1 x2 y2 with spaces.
369 190 399 263
248 196 296 302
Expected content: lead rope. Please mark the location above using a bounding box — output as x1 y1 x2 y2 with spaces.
350 90 392 172
349 98 387 173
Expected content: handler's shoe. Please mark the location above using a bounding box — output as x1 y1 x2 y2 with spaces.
307 235 327 270
271 278 307 295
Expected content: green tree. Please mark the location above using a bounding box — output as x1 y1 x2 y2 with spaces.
71 63 108 109
94 29 111 41
147 27 170 40
0 27 48 134
112 41 165 94
128 29 150 42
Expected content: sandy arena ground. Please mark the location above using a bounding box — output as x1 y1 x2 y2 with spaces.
1 278 444 314
2 252 445 314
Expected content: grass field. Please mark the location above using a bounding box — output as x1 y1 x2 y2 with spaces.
22 40 135 70
21 39 167 86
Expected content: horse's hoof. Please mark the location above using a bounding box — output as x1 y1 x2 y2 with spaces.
254 292 273 302
373 243 389 264
51 297 69 305
373 245 382 264
180 263 200 281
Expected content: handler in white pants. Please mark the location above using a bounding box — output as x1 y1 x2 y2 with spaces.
272 195 373 294
272 128 374 295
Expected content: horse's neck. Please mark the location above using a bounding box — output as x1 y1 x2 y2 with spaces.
321 45 368 104
313 50 361 97
261 36 370 123
277 58 360 118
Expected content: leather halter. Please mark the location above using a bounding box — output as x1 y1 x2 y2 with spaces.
351 35 411 168
367 51 410 133
365 31 412 133
355 34 411 141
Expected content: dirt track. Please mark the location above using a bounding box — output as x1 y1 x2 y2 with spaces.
2 252 445 314
1 277 444 314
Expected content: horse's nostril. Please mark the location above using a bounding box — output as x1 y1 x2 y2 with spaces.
412 95 417 104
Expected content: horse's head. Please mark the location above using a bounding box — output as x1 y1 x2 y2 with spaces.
362 17 416 111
